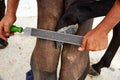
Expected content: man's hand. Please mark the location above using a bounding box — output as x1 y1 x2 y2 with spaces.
0 0 19 41
78 27 108 51
56 0 120 51
0 13 16 41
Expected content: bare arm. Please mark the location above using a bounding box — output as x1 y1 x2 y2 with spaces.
96 0 120 33
6 0 19 16
78 0 120 51
0 0 19 40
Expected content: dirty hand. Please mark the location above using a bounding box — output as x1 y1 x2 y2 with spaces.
78 27 108 51
0 13 16 41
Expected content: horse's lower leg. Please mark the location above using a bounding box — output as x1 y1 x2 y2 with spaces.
30 0 63 80
59 19 93 80
91 23 120 74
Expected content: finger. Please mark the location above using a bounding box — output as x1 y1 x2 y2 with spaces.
0 24 3 34
10 32 14 36
4 24 10 36
0 34 7 41
5 32 10 37
78 37 87 51
86 41 102 51
0 27 2 34
0 25 7 41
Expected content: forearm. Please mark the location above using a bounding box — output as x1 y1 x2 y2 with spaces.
96 0 120 34
6 0 19 16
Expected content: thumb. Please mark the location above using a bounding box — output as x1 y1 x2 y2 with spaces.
78 37 87 51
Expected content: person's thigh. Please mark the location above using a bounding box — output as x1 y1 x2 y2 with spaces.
0 0 5 20
31 0 64 79
75 0 115 22
60 19 93 80
55 0 115 30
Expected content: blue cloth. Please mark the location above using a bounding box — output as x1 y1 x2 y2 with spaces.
26 70 34 80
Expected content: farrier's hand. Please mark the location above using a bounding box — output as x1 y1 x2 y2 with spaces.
78 0 120 51
0 13 16 41
78 26 108 51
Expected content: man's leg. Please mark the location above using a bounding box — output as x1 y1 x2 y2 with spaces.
31 0 63 80
0 0 5 20
59 19 93 80
56 0 115 29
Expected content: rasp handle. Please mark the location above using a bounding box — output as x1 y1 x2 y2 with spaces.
10 25 23 33
0 25 23 49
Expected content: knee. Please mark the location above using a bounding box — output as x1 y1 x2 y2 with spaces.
30 57 57 80
31 40 60 72
31 51 59 72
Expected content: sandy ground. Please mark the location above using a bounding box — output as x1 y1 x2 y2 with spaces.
0 17 120 80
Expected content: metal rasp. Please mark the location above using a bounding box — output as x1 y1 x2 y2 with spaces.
10 25 83 46
55 24 79 48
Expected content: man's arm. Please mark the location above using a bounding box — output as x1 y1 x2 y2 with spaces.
0 0 19 40
6 0 19 16
78 0 120 51
96 0 120 33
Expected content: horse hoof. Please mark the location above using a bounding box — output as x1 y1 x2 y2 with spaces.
88 65 100 76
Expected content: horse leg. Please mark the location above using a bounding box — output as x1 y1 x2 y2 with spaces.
30 0 63 80
89 22 120 75
59 19 93 80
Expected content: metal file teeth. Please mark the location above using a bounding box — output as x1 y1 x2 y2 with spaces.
56 24 78 48
22 26 82 47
